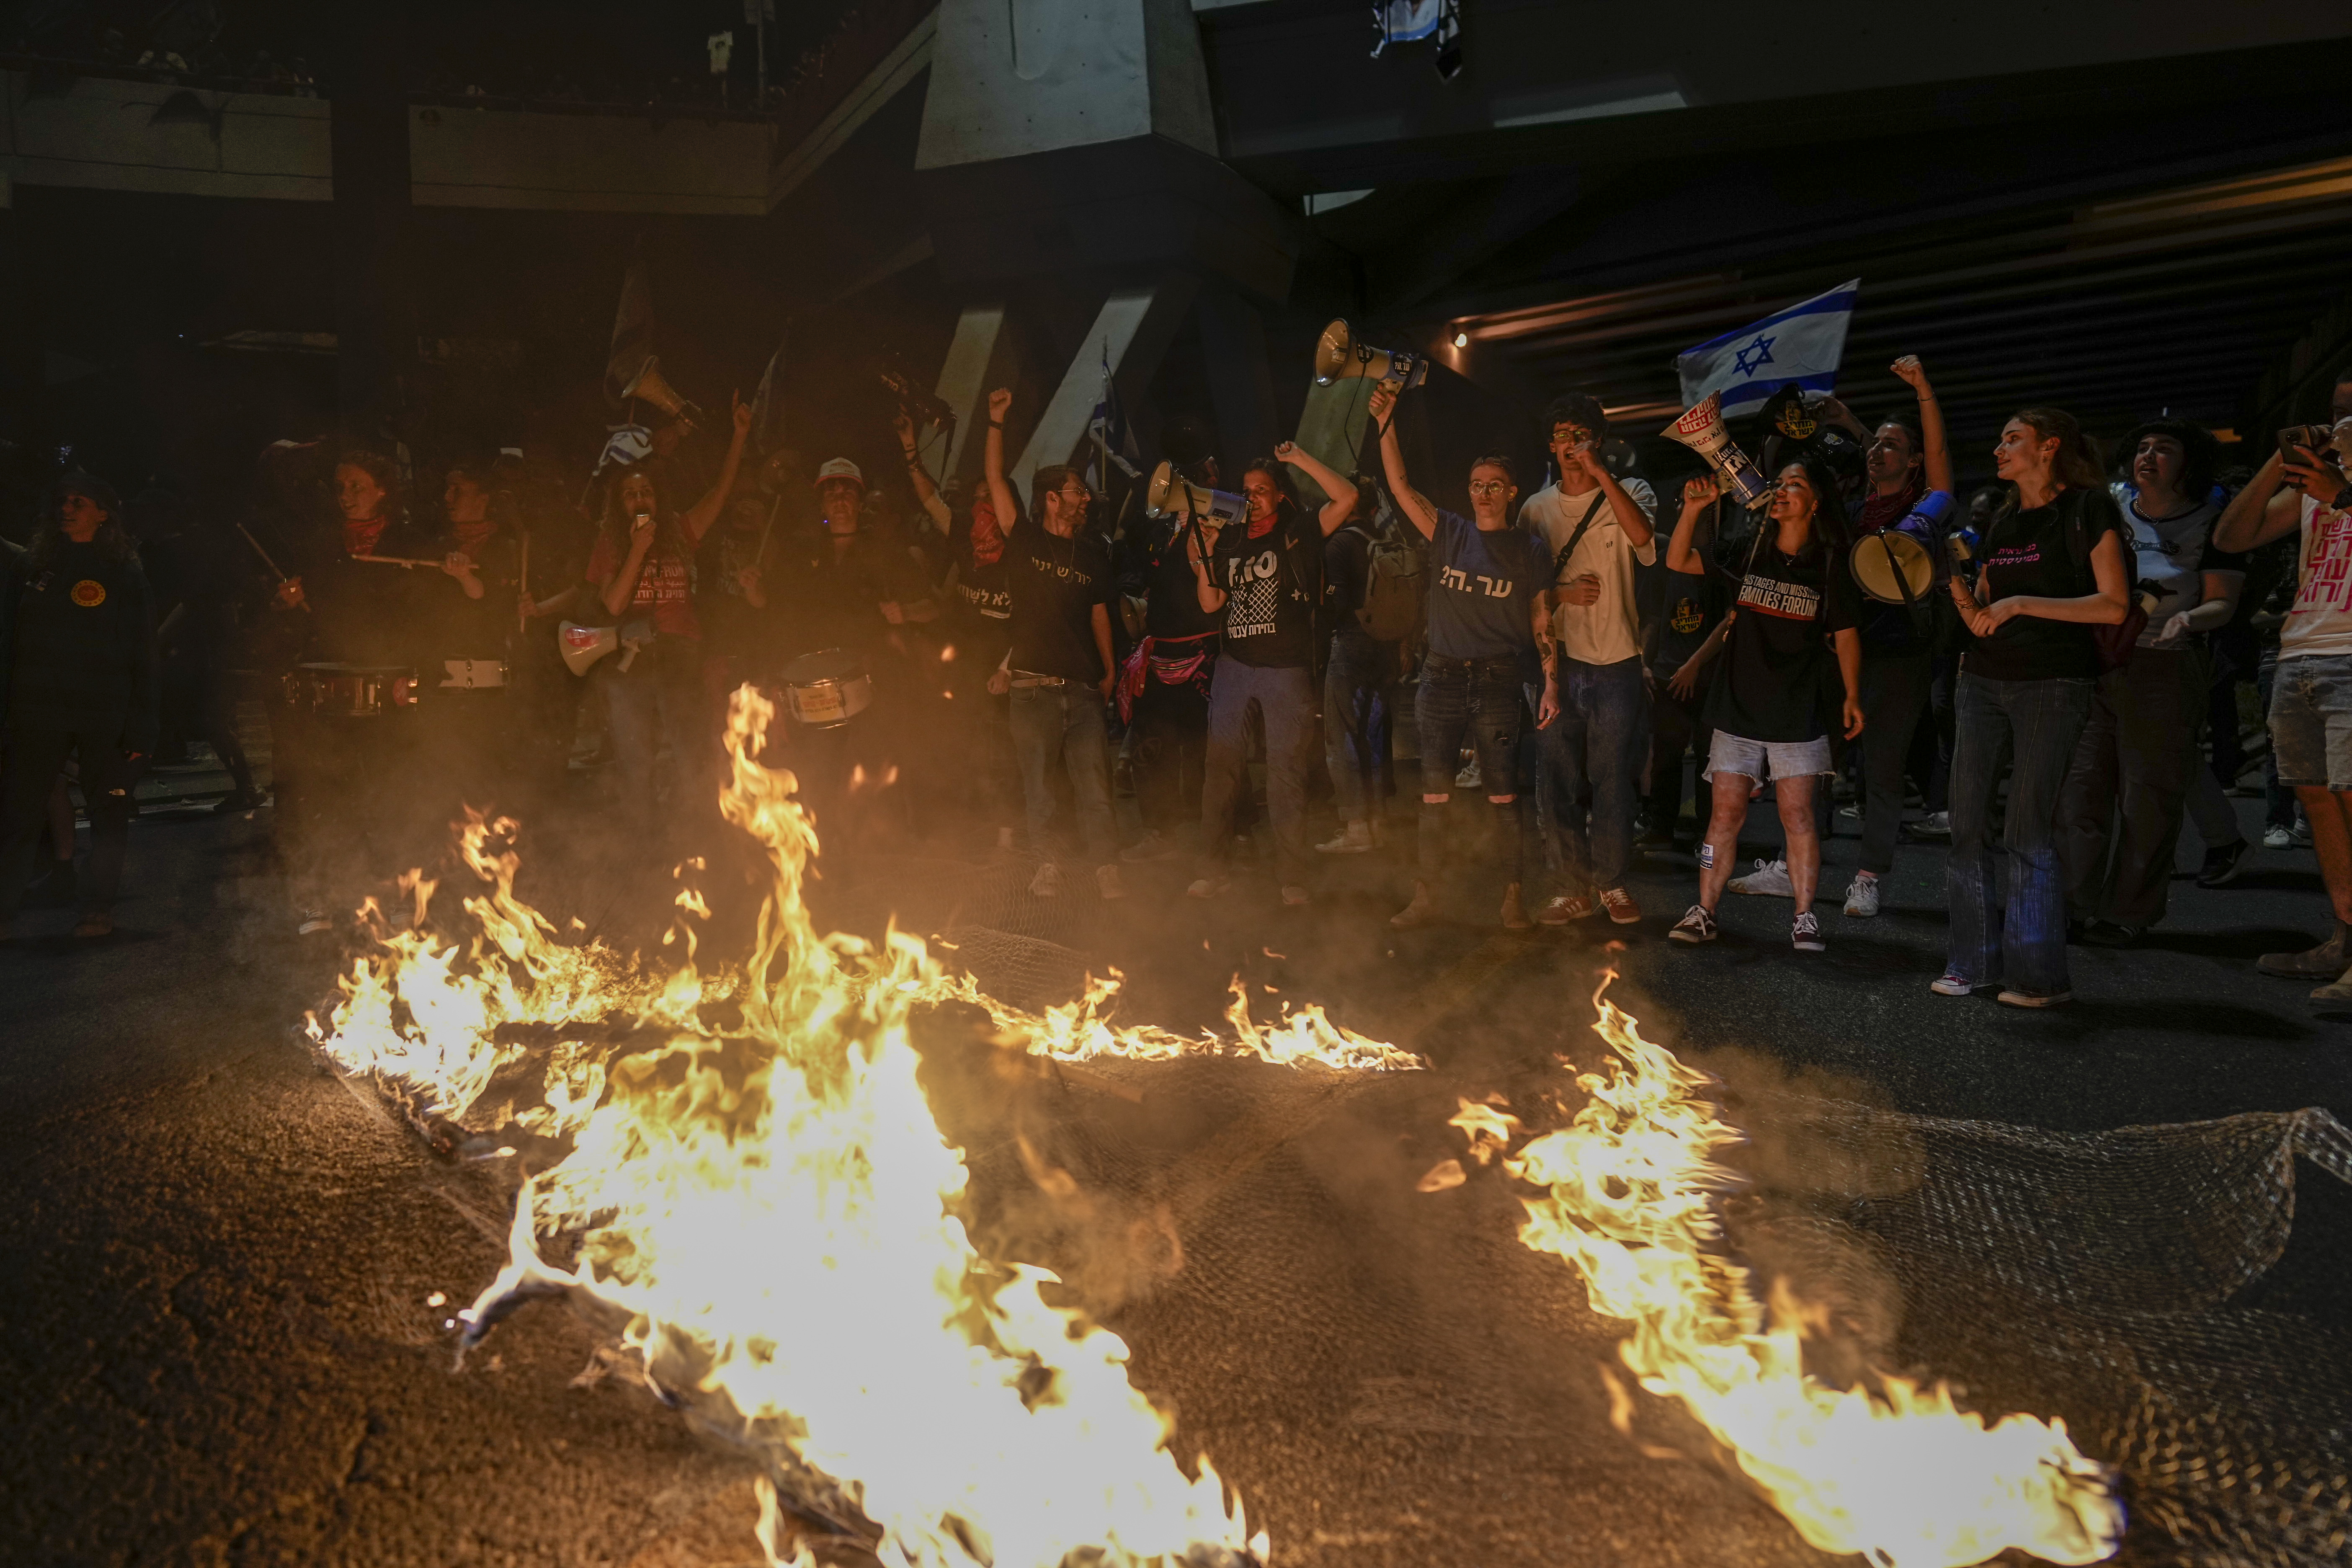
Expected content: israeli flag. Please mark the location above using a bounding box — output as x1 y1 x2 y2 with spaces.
1677 278 1859 418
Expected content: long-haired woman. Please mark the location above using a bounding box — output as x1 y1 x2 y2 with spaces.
0 472 159 938
1667 454 1864 954
1939 407 2130 1006
583 394 752 836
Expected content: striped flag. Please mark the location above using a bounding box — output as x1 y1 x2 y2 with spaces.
1677 279 1859 419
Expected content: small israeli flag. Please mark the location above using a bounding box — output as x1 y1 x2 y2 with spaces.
1677 278 1859 418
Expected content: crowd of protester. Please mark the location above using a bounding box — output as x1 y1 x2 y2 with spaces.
5 345 2351 1014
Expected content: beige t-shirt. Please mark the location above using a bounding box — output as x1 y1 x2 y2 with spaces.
2285 491 2352 660
1519 477 1658 667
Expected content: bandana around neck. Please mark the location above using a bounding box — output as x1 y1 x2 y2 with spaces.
343 516 387 556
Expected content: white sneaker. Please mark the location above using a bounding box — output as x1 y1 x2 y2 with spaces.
2264 823 2295 850
1842 874 1880 918
297 908 332 936
1317 821 1374 854
1912 810 1950 839
1029 862 1062 898
1455 758 1483 790
1280 884 1311 907
1096 864 1125 900
1186 876 1225 899
1727 858 1794 897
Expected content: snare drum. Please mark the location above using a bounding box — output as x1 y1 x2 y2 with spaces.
780 647 872 729
283 663 420 717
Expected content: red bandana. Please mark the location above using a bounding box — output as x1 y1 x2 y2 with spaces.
342 517 387 556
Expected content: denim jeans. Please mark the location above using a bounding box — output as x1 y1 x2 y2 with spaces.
598 637 707 836
1415 652 1525 884
1947 672 2095 994
1010 683 1116 866
1325 629 1395 825
1200 659 1317 882
1540 655 1646 894
2058 646 2205 927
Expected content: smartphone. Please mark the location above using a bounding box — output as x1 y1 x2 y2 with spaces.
2280 425 2330 462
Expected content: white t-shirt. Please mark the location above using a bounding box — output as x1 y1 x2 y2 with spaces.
2122 497 2237 648
2284 492 2352 660
1519 476 1657 667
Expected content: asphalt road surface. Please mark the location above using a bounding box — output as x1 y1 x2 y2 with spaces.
2 781 2345 1567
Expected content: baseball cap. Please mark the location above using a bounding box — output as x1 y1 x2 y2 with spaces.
815 457 864 490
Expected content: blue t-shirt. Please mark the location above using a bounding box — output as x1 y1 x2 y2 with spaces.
1426 509 1546 661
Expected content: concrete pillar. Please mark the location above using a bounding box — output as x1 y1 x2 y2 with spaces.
328 9 412 443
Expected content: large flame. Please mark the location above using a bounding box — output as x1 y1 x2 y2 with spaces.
310 688 1260 1566
1485 980 2125 1568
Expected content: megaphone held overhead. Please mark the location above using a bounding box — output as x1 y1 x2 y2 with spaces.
619 355 708 433
1145 461 1246 529
1313 319 1429 391
1662 392 1771 509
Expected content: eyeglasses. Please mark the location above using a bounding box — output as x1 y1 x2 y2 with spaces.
1057 486 1092 505
1467 479 1512 496
1551 426 1594 445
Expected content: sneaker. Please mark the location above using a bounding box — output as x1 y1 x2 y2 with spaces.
1911 810 1951 839
71 910 113 939
1096 864 1126 900
1930 972 1982 997
207 788 266 815
1280 883 1311 907
1792 910 1825 952
1997 987 2072 1008
1501 883 1531 930
1317 821 1374 855
1455 758 1483 790
1185 876 1226 899
1598 886 1641 925
1727 858 1793 897
2196 839 2253 888
1842 874 1880 918
1390 888 1434 927
2258 923 2349 979
297 908 333 936
1121 830 1178 864
1029 862 1063 898
2263 823 2295 850
1633 815 1671 847
1537 892 1594 925
2293 818 2313 846
1668 904 1718 944
2077 919 2142 949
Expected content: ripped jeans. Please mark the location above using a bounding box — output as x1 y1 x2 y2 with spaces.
1416 652 1528 886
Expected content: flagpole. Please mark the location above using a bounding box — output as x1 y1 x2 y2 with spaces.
1096 337 1109 533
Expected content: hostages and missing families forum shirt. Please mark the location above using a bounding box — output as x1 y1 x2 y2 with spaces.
1702 531 1860 743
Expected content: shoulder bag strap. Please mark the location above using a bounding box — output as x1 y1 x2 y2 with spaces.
1551 490 1609 580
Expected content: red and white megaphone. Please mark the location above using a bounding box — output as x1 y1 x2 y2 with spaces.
557 620 654 677
1663 392 1772 508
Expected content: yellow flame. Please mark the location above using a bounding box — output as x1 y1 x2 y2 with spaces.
1500 980 2124 1568
311 689 1253 1566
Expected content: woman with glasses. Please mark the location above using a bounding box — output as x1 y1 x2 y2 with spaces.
1666 455 1865 954
1186 442 1358 906
1369 383 1553 928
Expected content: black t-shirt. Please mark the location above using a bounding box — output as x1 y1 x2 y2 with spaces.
1008 527 1112 682
1963 492 2121 683
775 526 928 659
1136 520 1220 641
1212 510 1319 668
1703 534 1859 743
941 521 1016 668
696 525 774 664
1650 561 1726 681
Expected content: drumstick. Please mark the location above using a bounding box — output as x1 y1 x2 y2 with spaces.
237 522 310 614
351 554 443 569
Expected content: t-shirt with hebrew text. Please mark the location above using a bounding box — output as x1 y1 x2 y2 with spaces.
2282 492 2352 661
585 518 699 640
1212 508 1319 668
1424 509 1545 663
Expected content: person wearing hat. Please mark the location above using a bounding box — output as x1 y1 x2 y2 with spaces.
0 471 160 938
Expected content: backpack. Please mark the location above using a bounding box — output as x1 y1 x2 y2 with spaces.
1358 518 1427 645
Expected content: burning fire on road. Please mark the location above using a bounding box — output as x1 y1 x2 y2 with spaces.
307 685 2124 1568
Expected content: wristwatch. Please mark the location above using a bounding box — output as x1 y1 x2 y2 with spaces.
2332 483 2352 513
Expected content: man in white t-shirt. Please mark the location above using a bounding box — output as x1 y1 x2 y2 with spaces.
1517 393 1657 925
2213 366 2352 1000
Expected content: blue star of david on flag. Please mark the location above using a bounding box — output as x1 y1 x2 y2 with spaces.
1676 279 1859 418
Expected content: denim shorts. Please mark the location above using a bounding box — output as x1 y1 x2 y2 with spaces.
1702 730 1832 782
2268 654 2352 790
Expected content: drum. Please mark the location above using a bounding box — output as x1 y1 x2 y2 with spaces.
439 658 509 691
283 663 420 717
780 647 872 729
1849 530 1936 606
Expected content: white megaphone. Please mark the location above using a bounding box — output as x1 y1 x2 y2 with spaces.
1145 460 1246 529
1663 392 1772 508
557 620 654 677
1313 318 1429 390
619 355 707 432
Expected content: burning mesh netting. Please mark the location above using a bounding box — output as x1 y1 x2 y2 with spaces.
312 800 2350 1568
834 860 2352 1568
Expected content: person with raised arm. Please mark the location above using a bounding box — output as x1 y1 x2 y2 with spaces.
1368 380 1552 929
1183 437 1357 908
981 387 1123 899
